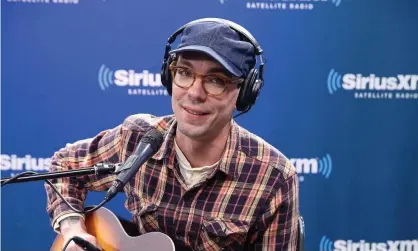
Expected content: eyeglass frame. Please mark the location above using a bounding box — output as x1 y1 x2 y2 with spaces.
168 61 244 97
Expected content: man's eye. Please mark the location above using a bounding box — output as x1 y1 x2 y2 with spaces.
177 68 192 77
207 76 226 85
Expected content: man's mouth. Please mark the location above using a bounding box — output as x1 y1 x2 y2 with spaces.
183 107 209 116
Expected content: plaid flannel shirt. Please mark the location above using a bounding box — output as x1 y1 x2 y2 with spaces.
45 114 300 251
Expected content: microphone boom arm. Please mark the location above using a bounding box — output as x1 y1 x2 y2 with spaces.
0 163 121 186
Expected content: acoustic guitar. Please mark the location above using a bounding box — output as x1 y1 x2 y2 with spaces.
50 207 175 251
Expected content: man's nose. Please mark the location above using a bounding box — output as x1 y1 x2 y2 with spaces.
187 76 207 101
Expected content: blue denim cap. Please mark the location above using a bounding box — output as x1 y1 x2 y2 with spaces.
169 21 255 77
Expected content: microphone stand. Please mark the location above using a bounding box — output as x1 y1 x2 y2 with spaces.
1 163 120 185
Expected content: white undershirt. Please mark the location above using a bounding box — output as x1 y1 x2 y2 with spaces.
174 139 219 188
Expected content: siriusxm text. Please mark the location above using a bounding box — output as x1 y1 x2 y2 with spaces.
334 239 418 251
114 70 162 87
342 74 418 91
1 154 51 171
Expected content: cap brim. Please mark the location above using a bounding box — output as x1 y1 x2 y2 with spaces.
170 45 243 77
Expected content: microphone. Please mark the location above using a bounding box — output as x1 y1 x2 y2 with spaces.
105 129 163 201
72 236 102 251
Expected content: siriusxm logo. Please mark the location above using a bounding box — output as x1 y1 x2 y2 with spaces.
98 64 168 96
327 69 418 100
245 0 342 11
290 154 332 182
1 154 51 172
320 236 418 251
98 64 114 90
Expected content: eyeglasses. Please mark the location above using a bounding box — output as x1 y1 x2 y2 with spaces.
169 62 243 96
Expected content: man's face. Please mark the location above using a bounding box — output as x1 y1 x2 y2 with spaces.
171 52 241 141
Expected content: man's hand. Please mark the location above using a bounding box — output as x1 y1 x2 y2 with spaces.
59 216 100 251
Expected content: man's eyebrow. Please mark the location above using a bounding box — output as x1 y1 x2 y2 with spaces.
177 60 231 76
207 67 230 75
176 60 193 68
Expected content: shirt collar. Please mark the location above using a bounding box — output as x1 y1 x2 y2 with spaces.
151 115 241 179
151 115 177 161
217 119 241 179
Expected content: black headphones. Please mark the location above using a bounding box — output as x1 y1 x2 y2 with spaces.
160 18 265 113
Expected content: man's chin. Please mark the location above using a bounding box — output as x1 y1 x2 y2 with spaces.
177 123 208 140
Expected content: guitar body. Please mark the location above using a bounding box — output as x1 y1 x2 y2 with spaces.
50 207 175 251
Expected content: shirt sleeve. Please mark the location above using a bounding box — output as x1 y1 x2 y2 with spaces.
44 124 125 229
52 213 85 234
249 172 300 251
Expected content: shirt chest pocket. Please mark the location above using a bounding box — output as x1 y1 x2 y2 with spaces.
199 218 250 250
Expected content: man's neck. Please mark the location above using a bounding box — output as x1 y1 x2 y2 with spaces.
175 123 231 168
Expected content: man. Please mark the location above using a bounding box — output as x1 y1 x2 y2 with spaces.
45 18 300 251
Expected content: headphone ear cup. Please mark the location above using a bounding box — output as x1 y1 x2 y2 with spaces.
249 78 263 105
160 56 173 96
246 68 260 107
236 68 256 112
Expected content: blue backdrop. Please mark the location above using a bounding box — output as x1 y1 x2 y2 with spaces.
2 0 418 250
